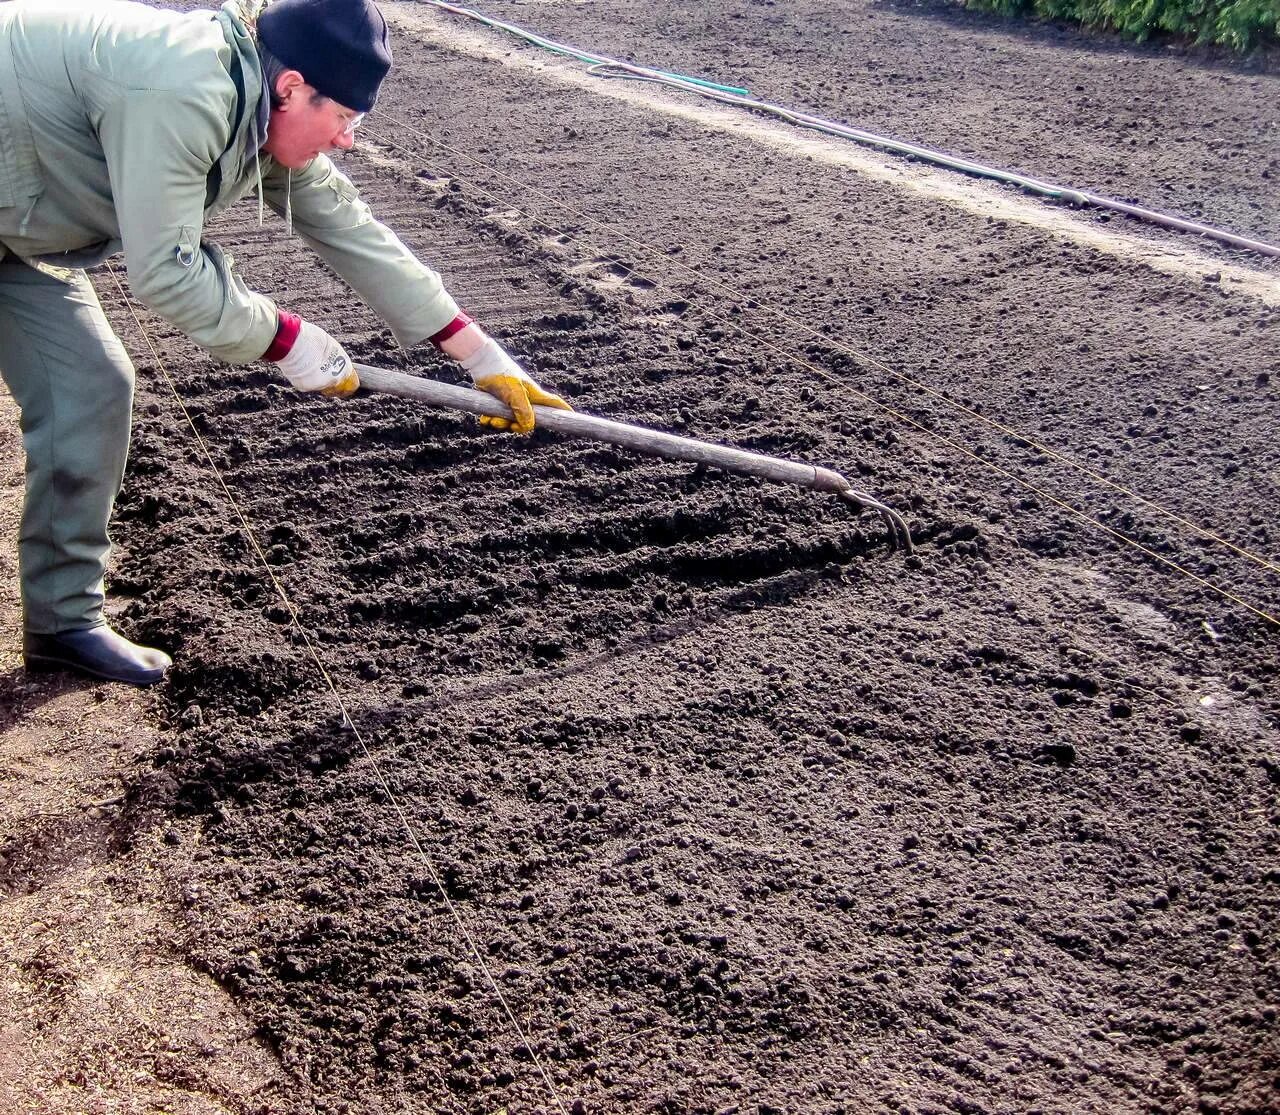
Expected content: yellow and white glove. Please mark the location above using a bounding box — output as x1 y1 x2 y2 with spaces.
461 337 571 434
267 315 360 399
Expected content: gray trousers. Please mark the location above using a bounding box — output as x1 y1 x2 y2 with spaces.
0 255 134 633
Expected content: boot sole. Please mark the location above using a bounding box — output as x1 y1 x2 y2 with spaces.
24 652 167 687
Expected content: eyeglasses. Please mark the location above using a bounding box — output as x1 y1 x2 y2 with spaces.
338 111 365 138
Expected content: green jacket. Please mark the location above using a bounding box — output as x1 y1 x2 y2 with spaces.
0 0 459 363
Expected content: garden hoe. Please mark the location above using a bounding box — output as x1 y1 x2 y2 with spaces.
356 364 914 553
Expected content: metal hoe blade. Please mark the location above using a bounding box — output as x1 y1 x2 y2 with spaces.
837 488 914 553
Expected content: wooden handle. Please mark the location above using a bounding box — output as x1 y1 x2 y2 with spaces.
355 363 851 493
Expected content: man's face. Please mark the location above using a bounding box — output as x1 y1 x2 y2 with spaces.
263 75 364 169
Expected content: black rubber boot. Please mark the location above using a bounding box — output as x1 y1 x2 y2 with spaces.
24 625 172 686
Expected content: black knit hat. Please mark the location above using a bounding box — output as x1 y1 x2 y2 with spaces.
258 0 392 113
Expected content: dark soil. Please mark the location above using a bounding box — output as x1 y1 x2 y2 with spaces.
57 0 1280 1111
469 0 1280 253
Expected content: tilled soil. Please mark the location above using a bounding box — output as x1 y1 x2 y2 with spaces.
466 0 1280 252
50 1 1280 1112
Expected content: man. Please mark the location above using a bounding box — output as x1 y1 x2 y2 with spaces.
0 0 569 686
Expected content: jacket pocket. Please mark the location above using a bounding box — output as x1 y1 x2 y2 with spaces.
325 166 361 204
323 167 372 230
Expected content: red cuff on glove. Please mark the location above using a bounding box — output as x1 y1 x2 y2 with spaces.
266 310 472 360
263 311 302 362
428 312 474 349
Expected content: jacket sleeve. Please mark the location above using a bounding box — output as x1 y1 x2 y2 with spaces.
97 89 279 365
261 155 461 349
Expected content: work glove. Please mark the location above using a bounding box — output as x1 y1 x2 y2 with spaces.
461 337 571 434
269 318 360 398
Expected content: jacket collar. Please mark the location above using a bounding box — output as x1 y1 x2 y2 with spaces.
213 1 270 179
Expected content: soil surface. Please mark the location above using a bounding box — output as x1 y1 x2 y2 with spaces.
0 389 297 1114
5 1 1278 1113
469 0 1280 253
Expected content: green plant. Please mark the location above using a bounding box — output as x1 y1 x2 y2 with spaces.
961 0 1280 50
1208 0 1280 49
